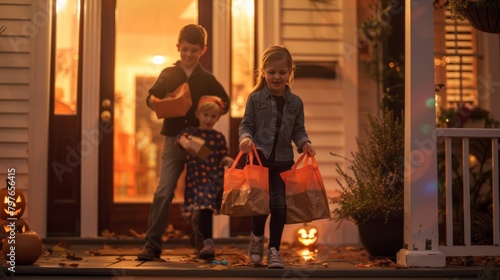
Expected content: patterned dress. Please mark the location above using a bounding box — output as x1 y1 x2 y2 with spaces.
176 127 228 214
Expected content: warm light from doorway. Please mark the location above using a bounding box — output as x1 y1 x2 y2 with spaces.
56 0 66 13
230 0 255 117
152 55 166 65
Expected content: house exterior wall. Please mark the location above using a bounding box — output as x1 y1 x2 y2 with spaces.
0 1 32 186
0 0 50 232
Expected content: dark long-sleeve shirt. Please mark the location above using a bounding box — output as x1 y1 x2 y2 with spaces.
148 61 230 136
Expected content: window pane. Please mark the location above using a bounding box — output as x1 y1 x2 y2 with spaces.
434 8 479 111
113 0 197 203
54 0 80 115
231 0 255 118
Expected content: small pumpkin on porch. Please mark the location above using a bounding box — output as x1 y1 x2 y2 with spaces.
2 230 43 265
0 188 26 220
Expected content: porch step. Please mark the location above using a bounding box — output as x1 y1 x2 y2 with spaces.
42 236 249 248
9 238 497 279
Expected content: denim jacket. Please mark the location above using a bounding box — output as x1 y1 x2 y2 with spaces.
239 85 310 162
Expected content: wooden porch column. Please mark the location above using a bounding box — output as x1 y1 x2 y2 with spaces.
81 0 101 237
396 0 446 267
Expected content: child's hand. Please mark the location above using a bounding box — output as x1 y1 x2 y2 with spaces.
148 95 160 107
301 142 316 156
239 137 253 153
222 156 234 167
179 135 191 150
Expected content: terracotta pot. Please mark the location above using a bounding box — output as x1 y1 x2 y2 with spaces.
357 211 404 260
466 4 500 34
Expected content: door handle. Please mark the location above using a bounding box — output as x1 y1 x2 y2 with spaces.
101 98 112 109
100 110 112 122
100 99 112 122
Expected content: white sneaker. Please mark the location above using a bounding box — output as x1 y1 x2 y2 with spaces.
248 232 264 264
267 247 284 268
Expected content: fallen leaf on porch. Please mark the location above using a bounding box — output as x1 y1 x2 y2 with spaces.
101 229 116 238
62 252 83 261
287 257 305 265
52 240 70 252
447 256 500 267
86 249 101 256
211 264 229 270
43 249 53 256
355 262 373 268
58 262 79 267
129 228 145 238
355 258 402 268
325 245 370 263
223 253 250 266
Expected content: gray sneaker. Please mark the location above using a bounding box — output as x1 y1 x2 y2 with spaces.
198 238 215 260
248 232 264 264
267 247 284 268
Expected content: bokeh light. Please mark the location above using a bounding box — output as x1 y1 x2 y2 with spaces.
426 98 435 108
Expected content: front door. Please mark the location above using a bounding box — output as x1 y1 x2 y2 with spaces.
97 0 211 236
46 0 83 237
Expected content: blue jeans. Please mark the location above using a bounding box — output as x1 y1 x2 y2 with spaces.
144 136 187 251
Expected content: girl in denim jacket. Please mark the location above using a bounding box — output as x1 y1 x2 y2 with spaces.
239 46 315 268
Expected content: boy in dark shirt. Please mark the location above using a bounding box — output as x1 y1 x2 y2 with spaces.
138 24 230 261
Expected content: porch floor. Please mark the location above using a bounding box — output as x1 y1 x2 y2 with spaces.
1 237 497 279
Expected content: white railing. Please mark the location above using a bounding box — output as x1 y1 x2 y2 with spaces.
436 128 500 256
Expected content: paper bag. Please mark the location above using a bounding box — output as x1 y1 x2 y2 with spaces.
152 82 192 119
220 146 270 216
281 153 331 224
187 136 211 160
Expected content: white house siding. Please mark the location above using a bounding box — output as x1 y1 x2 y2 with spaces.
293 78 344 195
0 0 33 221
271 0 359 245
280 0 345 190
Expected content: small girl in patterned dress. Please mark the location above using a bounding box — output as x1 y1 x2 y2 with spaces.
176 95 233 260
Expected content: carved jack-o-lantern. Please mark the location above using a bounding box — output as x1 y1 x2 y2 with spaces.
0 218 29 240
0 189 26 219
2 230 43 265
297 225 318 248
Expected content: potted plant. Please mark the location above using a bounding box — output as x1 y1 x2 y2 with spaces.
331 109 404 259
444 0 500 34
437 104 490 128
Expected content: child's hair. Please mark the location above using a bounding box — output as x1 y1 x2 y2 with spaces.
178 24 208 48
252 45 296 92
197 95 224 115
